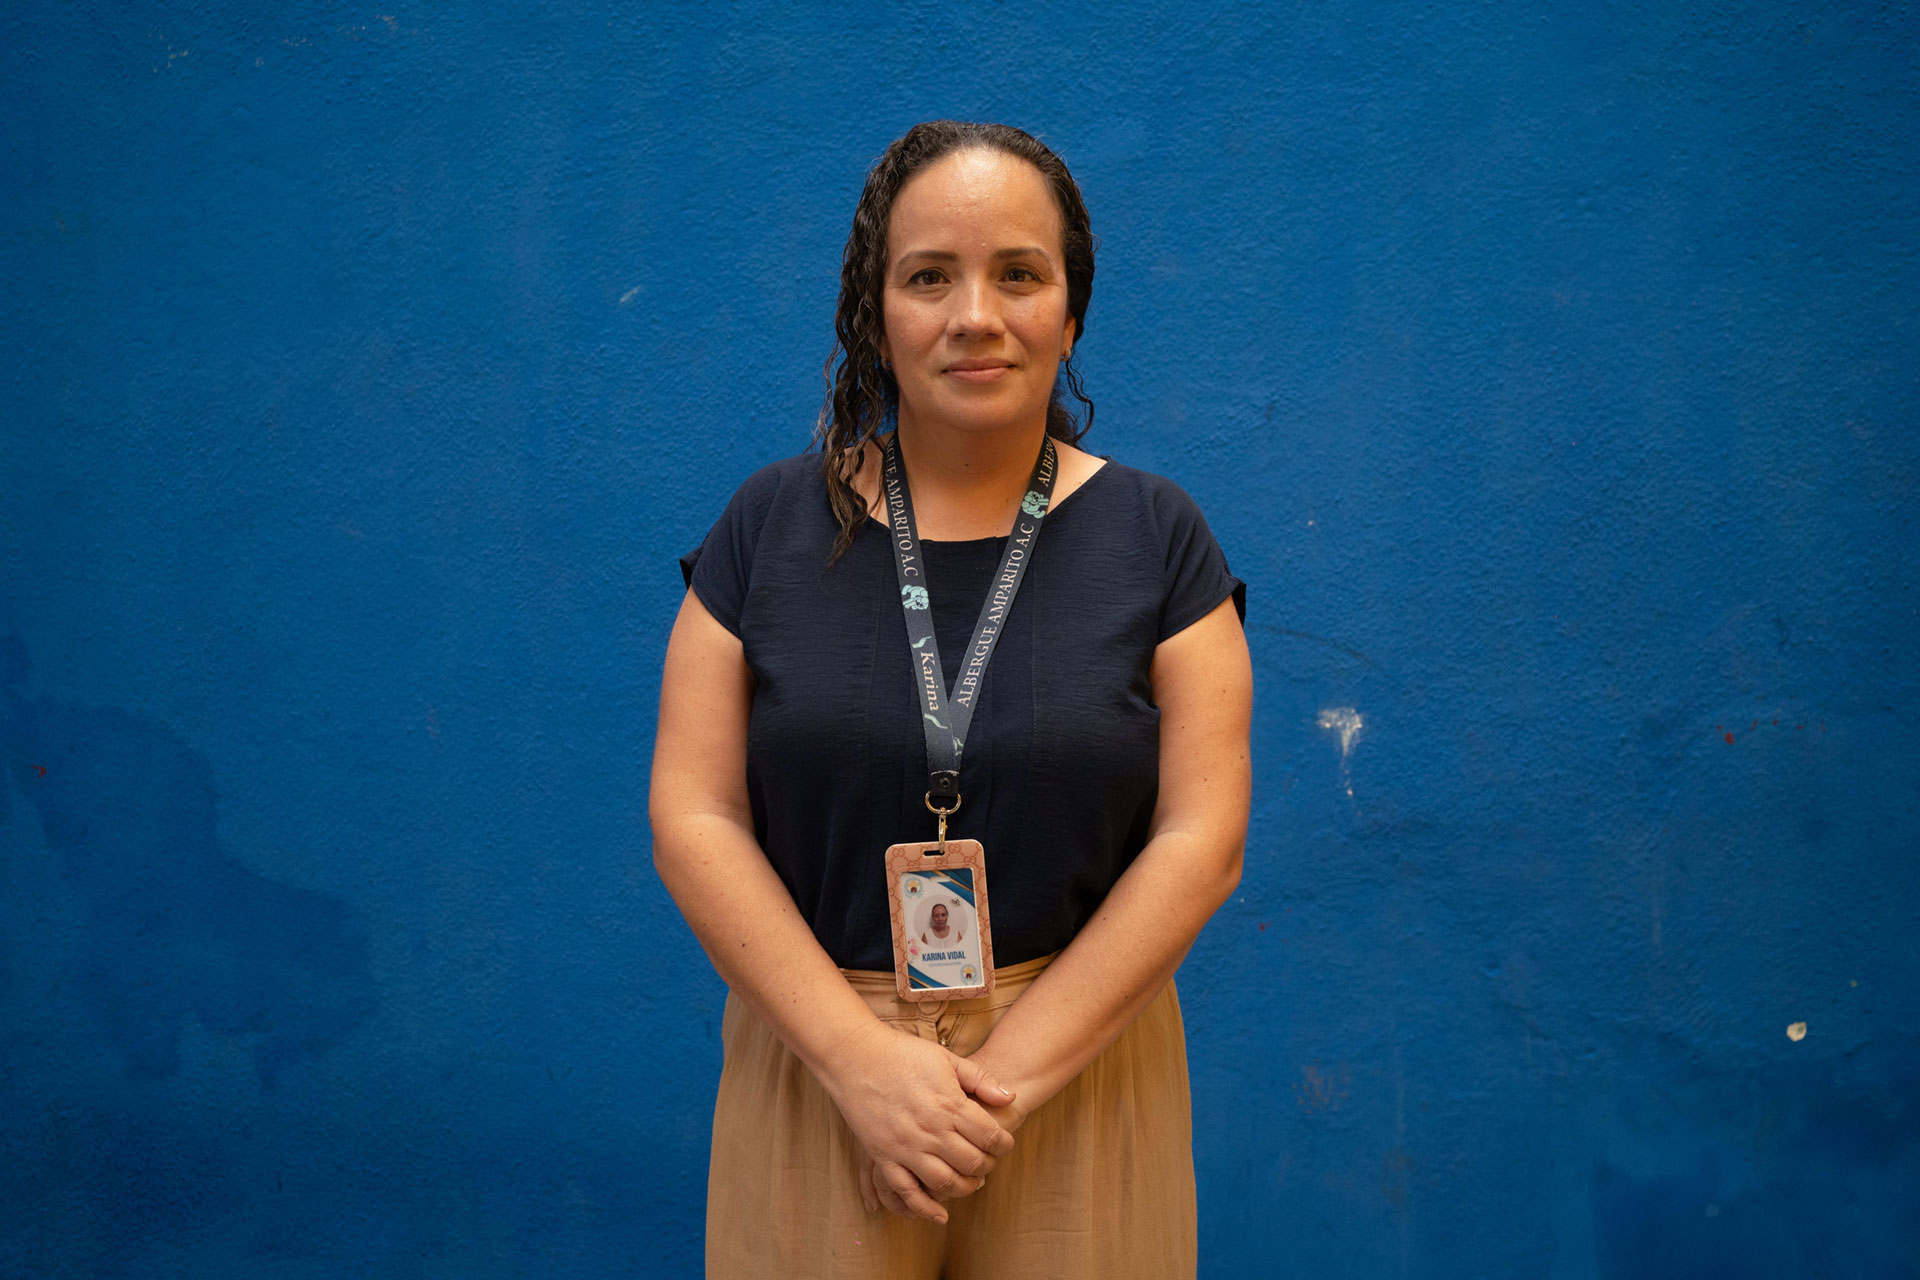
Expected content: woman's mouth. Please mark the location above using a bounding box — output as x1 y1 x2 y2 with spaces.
944 361 1014 384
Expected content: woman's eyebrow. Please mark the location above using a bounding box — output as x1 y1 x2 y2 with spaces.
894 246 1057 265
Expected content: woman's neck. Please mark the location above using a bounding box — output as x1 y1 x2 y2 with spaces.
892 418 1048 541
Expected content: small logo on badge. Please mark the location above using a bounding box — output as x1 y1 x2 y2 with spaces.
1021 490 1049 518
901 584 930 610
908 942 919 958
961 964 978 984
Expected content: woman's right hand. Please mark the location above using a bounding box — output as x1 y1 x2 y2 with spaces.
821 1018 1018 1223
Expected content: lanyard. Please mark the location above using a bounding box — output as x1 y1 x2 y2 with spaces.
881 431 1059 833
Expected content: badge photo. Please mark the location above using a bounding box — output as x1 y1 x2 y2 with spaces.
884 839 993 1002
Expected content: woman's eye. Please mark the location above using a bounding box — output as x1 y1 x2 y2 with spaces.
1005 266 1040 282
907 269 945 286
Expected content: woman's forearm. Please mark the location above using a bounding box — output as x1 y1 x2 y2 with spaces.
969 597 1252 1120
650 810 881 1081
967 826 1241 1115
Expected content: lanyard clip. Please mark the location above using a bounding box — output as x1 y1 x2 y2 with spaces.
925 774 961 850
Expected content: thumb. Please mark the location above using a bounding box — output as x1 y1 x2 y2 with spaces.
954 1056 1016 1107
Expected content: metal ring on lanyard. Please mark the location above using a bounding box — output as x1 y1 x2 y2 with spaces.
924 790 961 848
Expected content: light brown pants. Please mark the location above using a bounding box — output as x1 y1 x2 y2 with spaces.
706 955 1197 1279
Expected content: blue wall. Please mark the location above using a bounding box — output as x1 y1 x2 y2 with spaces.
5 4 1916 1276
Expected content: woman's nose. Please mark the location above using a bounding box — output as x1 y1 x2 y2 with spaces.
950 277 1002 337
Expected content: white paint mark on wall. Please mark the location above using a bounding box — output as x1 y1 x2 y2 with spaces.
1317 707 1363 797
1787 1021 1807 1042
1319 707 1363 755
619 285 643 306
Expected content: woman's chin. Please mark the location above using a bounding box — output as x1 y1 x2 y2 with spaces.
900 399 1051 438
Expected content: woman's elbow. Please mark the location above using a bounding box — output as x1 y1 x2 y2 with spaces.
1209 840 1244 911
647 787 707 884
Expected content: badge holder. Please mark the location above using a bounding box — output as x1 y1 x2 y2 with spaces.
886 784 994 1003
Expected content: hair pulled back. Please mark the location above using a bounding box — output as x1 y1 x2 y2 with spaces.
816 121 1096 562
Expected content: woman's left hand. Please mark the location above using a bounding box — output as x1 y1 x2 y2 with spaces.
964 1049 1030 1136
973 1092 1028 1137
858 1063 1030 1218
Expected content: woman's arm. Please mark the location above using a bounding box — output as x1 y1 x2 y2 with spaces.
649 589 1017 1223
965 596 1252 1123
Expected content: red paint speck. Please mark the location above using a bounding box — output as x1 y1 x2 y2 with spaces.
1725 732 1735 745
33 764 46 777
1258 922 1268 933
1750 719 1758 730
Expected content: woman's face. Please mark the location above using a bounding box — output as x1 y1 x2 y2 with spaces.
880 148 1075 440
930 903 950 933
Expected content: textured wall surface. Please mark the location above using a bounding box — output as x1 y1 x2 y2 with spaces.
4 3 1916 1277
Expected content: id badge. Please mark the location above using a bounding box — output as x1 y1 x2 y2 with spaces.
885 839 995 1003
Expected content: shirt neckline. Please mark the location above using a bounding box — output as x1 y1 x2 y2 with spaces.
858 454 1113 545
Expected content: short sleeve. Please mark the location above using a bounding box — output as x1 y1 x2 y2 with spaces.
679 462 786 638
1155 484 1246 641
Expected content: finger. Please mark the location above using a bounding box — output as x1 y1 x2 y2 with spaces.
924 1167 986 1202
859 1153 878 1215
878 1182 914 1221
941 1174 987 1202
909 1153 986 1203
955 1102 1018 1157
935 1131 998 1179
873 1163 910 1220
953 1057 1017 1108
881 1163 949 1224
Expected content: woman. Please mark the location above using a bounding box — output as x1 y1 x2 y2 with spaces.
920 901 965 948
652 121 1251 1278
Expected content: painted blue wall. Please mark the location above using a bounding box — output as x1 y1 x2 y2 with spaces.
4 3 1916 1276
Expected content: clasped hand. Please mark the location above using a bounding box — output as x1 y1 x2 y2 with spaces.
822 1019 1021 1224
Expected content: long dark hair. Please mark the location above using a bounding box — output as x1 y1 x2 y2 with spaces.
816 121 1097 562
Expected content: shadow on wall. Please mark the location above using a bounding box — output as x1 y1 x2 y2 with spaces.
1 628 374 1086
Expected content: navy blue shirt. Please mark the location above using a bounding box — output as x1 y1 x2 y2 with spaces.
681 447 1244 970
